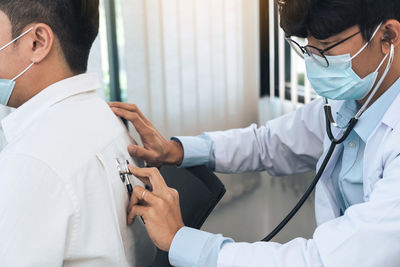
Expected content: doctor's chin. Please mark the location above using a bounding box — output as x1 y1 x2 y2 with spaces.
1 0 400 266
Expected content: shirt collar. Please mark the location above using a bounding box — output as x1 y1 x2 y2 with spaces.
1 73 100 143
336 77 400 143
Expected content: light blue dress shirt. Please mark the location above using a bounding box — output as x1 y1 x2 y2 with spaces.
168 84 400 266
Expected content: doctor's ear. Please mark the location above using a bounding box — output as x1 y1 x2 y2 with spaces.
29 23 55 64
381 20 400 53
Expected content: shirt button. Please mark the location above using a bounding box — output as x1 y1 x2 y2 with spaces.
349 141 356 148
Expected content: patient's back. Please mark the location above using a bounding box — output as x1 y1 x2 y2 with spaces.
0 74 155 266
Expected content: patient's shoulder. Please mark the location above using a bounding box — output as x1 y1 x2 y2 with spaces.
7 94 131 178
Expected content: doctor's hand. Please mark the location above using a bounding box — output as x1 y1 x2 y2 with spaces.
127 166 185 252
108 102 184 167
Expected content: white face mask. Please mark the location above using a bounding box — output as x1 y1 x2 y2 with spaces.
305 23 391 101
0 27 34 106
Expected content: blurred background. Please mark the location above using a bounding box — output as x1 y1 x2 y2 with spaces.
87 0 318 244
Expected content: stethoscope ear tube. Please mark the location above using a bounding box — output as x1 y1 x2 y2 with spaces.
261 106 358 242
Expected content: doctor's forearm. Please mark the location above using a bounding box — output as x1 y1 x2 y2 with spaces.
168 227 324 267
205 99 326 175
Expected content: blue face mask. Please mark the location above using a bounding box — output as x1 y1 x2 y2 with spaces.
0 79 16 105
0 27 34 106
305 24 389 101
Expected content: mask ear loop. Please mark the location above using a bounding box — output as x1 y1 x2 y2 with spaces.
11 62 35 81
355 43 394 119
349 23 383 61
1 27 35 81
0 27 34 51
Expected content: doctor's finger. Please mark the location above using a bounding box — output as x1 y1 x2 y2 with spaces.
128 166 167 193
110 107 151 134
129 165 151 187
127 205 149 225
108 102 152 125
134 175 151 188
128 145 158 165
130 186 159 210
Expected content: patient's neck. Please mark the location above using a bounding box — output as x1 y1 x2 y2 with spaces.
7 61 76 108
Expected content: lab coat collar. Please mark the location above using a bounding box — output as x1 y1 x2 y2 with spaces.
381 78 400 130
355 77 400 142
1 73 101 144
333 77 400 143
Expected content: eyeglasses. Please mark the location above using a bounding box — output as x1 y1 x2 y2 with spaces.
285 31 360 67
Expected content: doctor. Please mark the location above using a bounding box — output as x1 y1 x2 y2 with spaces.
110 0 400 266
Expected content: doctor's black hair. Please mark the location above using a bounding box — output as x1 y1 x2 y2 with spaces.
0 0 99 74
277 0 400 41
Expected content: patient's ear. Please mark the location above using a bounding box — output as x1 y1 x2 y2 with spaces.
381 20 400 53
29 23 55 64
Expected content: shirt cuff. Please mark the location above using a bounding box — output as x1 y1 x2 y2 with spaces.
169 227 233 267
171 135 215 169
169 227 214 266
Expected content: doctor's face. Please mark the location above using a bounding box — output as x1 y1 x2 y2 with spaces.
307 25 388 82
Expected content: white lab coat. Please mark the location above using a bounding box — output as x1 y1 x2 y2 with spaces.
205 97 400 266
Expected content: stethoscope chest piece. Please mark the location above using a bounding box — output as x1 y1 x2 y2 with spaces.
116 159 134 195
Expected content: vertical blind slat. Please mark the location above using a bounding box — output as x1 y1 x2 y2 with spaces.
195 0 214 131
178 0 198 135
144 0 166 133
161 0 182 136
225 0 239 128
121 0 150 116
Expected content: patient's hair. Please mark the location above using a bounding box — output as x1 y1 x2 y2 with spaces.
0 0 99 74
277 0 400 41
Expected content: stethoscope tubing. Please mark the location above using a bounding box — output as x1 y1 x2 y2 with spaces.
261 106 358 242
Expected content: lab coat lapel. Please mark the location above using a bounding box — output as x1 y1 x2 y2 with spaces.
363 92 400 201
362 125 388 201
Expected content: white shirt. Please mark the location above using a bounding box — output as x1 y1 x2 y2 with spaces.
0 74 156 266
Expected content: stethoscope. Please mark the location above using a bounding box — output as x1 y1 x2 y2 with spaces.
261 43 395 242
116 159 146 224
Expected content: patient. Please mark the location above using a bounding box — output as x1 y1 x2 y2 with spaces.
0 1 155 265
